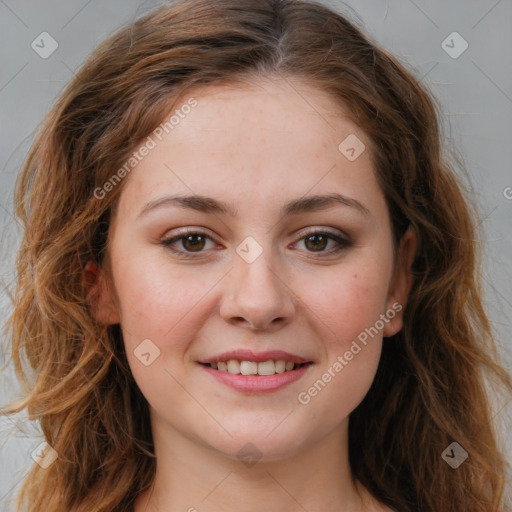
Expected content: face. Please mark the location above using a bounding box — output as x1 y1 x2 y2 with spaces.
92 75 415 462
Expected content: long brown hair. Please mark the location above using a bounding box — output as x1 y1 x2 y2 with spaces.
2 1 511 511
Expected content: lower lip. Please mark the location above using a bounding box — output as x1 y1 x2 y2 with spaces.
200 363 313 393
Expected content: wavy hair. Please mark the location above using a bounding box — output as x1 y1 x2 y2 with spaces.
2 0 511 511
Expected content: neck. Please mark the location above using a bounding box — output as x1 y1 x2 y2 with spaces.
133 412 375 512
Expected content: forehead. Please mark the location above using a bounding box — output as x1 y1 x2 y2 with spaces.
164 75 363 155
114 75 382 221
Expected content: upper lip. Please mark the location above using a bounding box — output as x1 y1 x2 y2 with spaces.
198 349 311 364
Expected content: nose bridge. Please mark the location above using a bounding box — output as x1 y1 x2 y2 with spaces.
220 234 295 330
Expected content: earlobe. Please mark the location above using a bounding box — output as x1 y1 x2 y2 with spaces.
83 261 120 325
383 226 417 337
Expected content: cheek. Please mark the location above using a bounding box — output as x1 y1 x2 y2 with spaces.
111 252 210 351
294 263 390 412
111 256 208 409
299 262 391 345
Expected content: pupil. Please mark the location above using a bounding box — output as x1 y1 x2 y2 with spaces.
307 234 327 251
184 234 204 251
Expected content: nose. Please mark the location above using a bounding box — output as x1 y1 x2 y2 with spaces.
219 246 296 332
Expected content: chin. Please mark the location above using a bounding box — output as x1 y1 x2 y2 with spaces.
202 426 315 464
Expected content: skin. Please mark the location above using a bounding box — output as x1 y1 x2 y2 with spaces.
87 75 416 512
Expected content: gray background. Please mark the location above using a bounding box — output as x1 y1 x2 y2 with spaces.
1 0 511 510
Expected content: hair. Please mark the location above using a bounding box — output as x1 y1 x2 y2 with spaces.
2 0 511 511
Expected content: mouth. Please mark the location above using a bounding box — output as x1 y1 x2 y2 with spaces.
199 359 313 376
197 350 314 393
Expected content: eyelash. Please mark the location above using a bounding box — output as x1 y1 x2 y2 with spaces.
160 228 352 258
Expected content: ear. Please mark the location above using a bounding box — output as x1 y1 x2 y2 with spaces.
383 226 417 337
83 261 120 325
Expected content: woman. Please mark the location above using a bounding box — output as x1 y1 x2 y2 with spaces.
2 0 511 511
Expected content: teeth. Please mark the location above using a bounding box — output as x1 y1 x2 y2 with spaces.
208 359 302 375
240 360 258 375
227 360 240 374
275 360 286 373
257 360 275 375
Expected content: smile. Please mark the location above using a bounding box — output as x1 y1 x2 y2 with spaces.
205 359 304 375
199 360 314 393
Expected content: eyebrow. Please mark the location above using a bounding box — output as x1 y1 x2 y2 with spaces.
138 192 371 219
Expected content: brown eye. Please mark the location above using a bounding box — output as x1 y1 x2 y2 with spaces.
304 233 329 252
161 230 216 257
295 230 351 255
181 234 207 252
161 229 351 259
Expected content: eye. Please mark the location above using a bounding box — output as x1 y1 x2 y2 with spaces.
293 229 352 255
161 227 352 259
161 229 217 257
